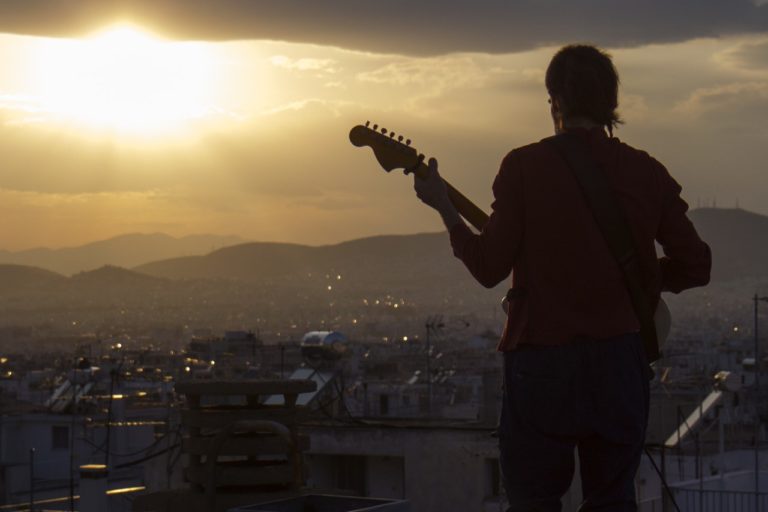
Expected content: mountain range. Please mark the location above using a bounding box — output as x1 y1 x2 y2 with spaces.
134 207 767 285
686 208 768 282
0 233 245 276
133 233 467 287
0 208 764 287
0 208 765 347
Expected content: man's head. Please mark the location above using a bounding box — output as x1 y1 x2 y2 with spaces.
545 44 621 135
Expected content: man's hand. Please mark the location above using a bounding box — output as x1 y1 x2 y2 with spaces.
414 157 450 209
413 157 462 230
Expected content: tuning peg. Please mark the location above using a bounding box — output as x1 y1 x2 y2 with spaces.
389 132 395 138
381 128 387 135
365 120 370 127
406 139 411 146
373 124 378 130
398 135 404 142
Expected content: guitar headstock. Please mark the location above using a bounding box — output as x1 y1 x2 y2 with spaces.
349 121 420 173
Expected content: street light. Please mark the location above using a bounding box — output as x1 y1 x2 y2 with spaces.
752 294 768 503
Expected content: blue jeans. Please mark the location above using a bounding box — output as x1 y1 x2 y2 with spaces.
499 333 650 512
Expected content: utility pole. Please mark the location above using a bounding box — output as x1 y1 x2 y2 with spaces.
425 316 444 417
69 359 78 512
29 448 35 512
753 294 768 503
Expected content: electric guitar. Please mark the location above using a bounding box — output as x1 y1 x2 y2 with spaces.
348 121 671 349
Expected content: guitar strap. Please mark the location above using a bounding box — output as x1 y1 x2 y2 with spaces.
545 133 660 363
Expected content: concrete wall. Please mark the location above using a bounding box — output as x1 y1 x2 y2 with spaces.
367 455 404 499
306 425 503 512
0 412 155 506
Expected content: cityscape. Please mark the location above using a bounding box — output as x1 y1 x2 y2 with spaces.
0 206 766 511
1 2 767 511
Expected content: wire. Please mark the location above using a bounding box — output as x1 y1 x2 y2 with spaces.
644 447 681 512
113 442 181 469
166 424 184 481
298 355 491 429
332 372 356 419
299 356 370 426
79 426 175 458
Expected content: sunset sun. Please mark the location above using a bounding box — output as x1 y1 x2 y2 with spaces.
29 24 219 133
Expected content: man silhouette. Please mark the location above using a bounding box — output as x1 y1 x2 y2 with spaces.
413 44 710 511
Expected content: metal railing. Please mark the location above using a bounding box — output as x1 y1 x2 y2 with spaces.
673 488 768 512
640 488 768 512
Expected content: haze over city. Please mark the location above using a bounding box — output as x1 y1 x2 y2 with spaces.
0 3 767 512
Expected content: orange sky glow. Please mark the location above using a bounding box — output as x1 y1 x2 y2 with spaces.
0 14 766 251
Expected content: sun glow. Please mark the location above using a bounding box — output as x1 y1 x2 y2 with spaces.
29 24 220 134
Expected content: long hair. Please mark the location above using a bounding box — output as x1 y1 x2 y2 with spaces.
545 44 622 136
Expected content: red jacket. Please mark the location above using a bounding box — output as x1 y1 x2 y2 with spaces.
449 127 711 351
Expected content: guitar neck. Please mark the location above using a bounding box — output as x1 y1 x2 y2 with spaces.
412 162 489 231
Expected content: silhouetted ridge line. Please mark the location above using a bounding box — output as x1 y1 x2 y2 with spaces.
0 233 245 276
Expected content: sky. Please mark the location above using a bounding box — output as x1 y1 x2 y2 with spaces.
0 1 766 250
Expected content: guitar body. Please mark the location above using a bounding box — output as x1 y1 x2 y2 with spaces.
349 122 671 352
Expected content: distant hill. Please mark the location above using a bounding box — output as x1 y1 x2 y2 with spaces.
134 241 317 280
0 264 67 293
135 208 767 285
70 265 167 290
0 264 166 304
134 233 469 287
0 208 765 345
2 208 765 291
0 233 246 276
687 208 768 281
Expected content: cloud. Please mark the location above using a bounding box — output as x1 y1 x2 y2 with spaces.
357 56 493 88
258 98 354 119
269 56 337 73
0 110 224 195
0 1 766 56
0 93 47 116
675 81 768 115
620 93 650 122
719 39 768 70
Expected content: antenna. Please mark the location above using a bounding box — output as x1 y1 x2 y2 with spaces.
424 315 444 418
